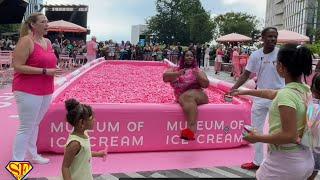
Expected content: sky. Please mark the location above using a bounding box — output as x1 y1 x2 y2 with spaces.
44 0 267 42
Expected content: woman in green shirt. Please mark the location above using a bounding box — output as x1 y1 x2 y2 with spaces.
230 44 314 180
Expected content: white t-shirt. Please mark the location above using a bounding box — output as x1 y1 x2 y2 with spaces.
245 47 285 106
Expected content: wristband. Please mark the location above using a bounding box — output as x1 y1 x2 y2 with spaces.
42 68 47 75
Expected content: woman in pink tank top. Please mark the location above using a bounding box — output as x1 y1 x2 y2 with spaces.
11 13 63 164
163 50 209 140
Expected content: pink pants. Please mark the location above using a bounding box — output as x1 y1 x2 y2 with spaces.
232 63 240 78
256 149 313 180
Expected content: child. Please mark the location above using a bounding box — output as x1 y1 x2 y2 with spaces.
308 73 320 180
61 99 106 180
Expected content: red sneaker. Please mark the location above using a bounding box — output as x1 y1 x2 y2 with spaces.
241 162 259 170
180 128 195 140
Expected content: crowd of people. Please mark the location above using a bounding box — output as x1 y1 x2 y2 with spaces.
8 12 320 180
0 37 16 51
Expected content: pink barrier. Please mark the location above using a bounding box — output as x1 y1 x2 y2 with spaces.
38 60 252 154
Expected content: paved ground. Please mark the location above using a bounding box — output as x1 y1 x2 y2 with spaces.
203 66 236 83
29 166 257 179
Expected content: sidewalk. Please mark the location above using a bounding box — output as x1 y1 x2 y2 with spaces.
202 66 236 84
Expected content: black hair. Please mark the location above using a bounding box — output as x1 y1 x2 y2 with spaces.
277 44 313 80
261 27 278 37
311 73 320 94
65 98 93 127
179 50 197 69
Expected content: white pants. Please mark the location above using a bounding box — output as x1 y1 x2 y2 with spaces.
13 91 52 161
204 55 210 69
252 103 270 165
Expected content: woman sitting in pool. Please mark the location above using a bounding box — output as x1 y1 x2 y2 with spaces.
163 50 209 140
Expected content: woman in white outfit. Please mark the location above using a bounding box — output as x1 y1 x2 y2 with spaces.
204 44 210 70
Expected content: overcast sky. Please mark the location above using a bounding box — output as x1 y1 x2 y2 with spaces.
45 0 267 42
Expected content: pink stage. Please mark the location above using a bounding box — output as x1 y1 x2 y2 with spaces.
0 59 254 179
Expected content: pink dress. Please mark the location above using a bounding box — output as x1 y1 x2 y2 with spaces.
86 40 97 61
170 68 202 100
232 51 240 78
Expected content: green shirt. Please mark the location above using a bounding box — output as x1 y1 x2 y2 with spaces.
269 82 310 152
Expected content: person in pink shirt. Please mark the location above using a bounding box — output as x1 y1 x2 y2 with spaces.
163 50 209 140
239 51 249 75
86 36 97 61
232 46 241 81
12 12 63 164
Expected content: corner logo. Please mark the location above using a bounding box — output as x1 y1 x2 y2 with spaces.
6 161 33 180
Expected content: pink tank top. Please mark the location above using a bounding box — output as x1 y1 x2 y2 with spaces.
170 68 202 99
232 51 240 64
86 40 97 56
12 41 57 95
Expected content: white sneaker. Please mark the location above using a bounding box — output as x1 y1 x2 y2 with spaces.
30 154 50 164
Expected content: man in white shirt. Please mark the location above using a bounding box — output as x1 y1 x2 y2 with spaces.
230 27 285 170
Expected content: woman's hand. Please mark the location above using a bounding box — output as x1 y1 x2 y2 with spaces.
47 68 63 76
95 150 107 158
243 132 259 143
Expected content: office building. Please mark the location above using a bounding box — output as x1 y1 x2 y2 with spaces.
265 0 319 38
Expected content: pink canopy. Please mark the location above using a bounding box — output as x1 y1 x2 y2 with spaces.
217 33 251 42
277 30 310 44
47 20 87 33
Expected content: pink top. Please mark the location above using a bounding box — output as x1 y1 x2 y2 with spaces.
12 41 57 95
217 50 224 56
170 68 202 99
86 40 97 56
232 51 240 64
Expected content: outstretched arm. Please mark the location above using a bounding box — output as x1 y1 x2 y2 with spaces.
230 89 278 100
230 70 251 90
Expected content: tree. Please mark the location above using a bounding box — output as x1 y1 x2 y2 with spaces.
213 12 260 39
190 12 215 44
0 24 20 34
146 0 215 45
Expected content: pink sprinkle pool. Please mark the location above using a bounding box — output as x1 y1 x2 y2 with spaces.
54 62 238 104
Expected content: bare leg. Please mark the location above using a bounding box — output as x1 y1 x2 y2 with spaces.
179 89 209 132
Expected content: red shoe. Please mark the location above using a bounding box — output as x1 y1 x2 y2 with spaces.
180 128 195 140
241 162 259 170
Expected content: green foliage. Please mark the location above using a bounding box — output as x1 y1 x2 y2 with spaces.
0 24 20 34
190 12 215 44
146 0 215 45
213 12 260 38
308 42 320 55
